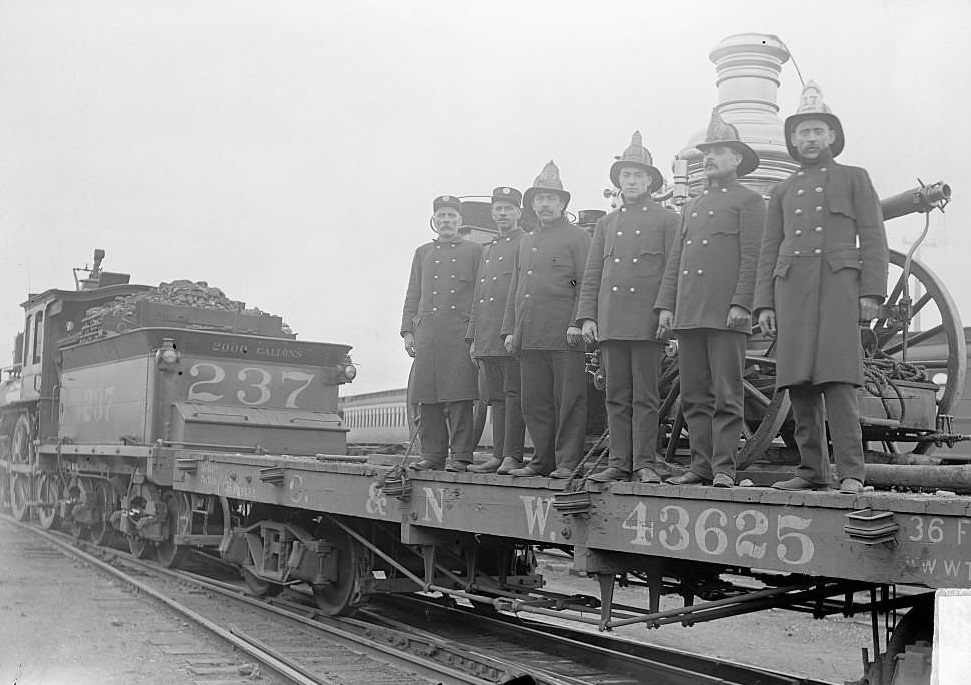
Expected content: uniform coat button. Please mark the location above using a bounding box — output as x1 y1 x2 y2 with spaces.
432 291 438 295
451 258 456 262
703 189 709 195
815 187 823 193
797 171 805 176
708 210 714 216
434 259 440 264
795 229 802 235
794 250 801 255
614 257 621 263
691 212 698 217
641 206 647 211
621 207 627 212
526 270 533 275
450 305 456 309
795 209 803 215
479 298 484 303
721 187 728 193
821 167 828 172
617 231 624 236
635 230 641 235
683 270 689 275
611 286 619 292
450 289 455 294
815 206 823 212
498 256 503 261
489 297 495 302
433 275 439 279
531 247 538 252
524 293 530 298
797 189 805 196
629 287 635 292
696 269 704 274
686 239 693 245
480 278 485 282
485 259 490 264
813 248 822 254
451 274 456 279
492 276 497 281
702 239 709 245
432 307 438 311
632 257 638 263
814 226 823 232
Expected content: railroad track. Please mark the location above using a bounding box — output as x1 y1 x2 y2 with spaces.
6 515 837 684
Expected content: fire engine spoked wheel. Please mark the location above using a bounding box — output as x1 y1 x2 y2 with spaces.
311 519 365 617
869 250 967 455
658 352 793 471
156 491 191 569
35 474 61 529
9 473 31 521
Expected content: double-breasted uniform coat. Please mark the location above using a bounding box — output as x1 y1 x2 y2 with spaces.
467 228 527 460
577 193 679 474
501 216 590 474
753 150 889 484
401 235 483 464
656 180 766 479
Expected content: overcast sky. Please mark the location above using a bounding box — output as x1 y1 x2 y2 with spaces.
1 0 968 394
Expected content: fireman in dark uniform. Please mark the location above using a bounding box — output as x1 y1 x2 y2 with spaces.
501 161 590 478
656 110 766 488
401 195 484 472
577 132 680 483
754 82 889 494
466 187 528 474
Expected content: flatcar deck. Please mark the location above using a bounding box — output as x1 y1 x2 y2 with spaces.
172 450 971 590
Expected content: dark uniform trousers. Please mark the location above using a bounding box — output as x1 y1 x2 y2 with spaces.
678 330 746 479
520 350 586 474
601 341 663 473
418 400 475 466
481 356 526 459
789 382 866 484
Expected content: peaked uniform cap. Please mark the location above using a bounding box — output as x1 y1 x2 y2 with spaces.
784 80 845 159
491 186 523 208
433 194 463 212
523 160 571 211
609 130 664 193
695 108 760 178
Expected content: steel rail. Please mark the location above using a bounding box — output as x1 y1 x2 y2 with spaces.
2 515 513 685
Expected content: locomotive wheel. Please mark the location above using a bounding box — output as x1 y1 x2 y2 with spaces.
9 473 31 521
156 491 191 569
10 414 33 464
0 467 11 514
870 250 967 454
311 521 365 617
241 567 284 597
90 481 118 546
36 474 61 530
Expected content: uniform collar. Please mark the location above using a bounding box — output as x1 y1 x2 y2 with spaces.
497 226 523 241
621 190 654 207
706 177 741 191
798 148 835 169
536 215 568 231
434 235 465 245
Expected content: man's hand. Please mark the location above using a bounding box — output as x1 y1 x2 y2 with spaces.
757 309 776 338
656 309 673 340
727 305 752 330
580 320 599 345
566 326 583 346
859 296 881 323
503 334 516 354
403 332 416 358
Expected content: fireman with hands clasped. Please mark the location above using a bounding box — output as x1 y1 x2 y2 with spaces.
753 82 889 494
655 110 766 488
465 187 528 475
401 195 484 472
577 132 681 484
501 161 590 479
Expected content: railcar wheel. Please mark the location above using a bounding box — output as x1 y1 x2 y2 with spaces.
311 521 365 617
241 568 284 597
10 474 30 521
127 534 154 559
10 414 33 464
156 491 190 569
36 475 61 530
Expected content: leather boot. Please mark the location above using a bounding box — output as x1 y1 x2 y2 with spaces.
468 457 502 473
588 467 630 483
496 457 524 475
